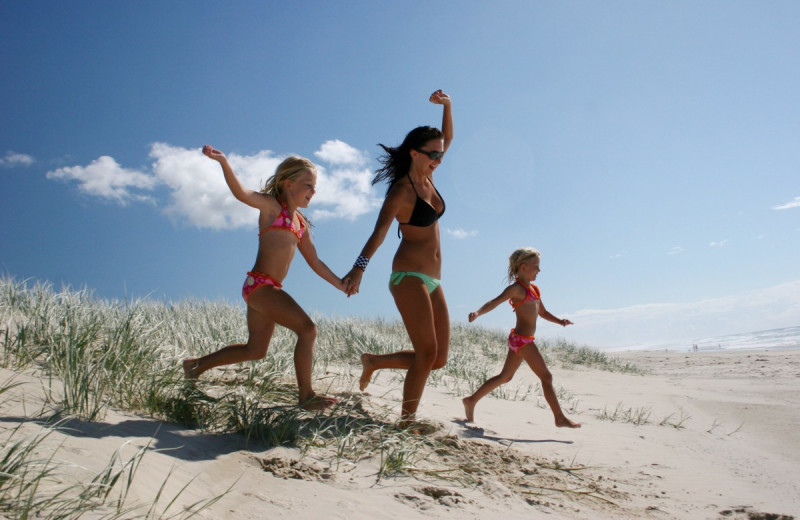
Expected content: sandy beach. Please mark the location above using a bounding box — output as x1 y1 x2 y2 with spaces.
2 348 798 519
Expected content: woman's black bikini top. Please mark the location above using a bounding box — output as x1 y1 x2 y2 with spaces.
398 174 445 236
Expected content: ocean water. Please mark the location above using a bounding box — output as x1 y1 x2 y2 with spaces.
661 325 800 352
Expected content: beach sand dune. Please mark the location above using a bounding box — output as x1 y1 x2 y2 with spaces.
2 348 797 519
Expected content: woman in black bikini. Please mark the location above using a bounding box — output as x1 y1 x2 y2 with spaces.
343 89 453 427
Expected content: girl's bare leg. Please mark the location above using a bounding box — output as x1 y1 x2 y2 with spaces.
183 286 334 410
251 288 336 410
462 350 524 422
519 344 581 428
183 297 276 379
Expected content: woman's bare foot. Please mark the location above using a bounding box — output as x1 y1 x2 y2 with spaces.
556 416 582 428
183 359 200 381
462 397 476 423
299 393 338 411
397 419 438 435
359 353 375 391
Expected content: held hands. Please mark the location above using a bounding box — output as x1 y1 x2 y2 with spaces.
333 277 348 294
342 267 364 297
429 89 451 106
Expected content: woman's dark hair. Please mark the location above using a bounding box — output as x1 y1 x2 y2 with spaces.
372 126 443 193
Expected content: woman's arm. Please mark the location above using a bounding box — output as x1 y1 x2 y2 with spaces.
342 188 405 296
429 90 453 152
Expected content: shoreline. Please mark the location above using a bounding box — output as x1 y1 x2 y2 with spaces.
555 324 800 354
610 344 800 354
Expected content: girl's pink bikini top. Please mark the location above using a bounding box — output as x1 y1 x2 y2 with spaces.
510 279 540 311
259 201 306 242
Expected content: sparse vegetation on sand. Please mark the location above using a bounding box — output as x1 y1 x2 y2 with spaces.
0 276 641 516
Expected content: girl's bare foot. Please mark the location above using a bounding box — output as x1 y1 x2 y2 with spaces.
462 397 476 423
299 394 338 411
183 359 200 380
359 353 375 391
556 416 582 428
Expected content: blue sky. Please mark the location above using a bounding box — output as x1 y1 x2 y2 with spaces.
2 1 798 350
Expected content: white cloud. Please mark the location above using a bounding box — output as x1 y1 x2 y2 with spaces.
313 139 367 166
46 155 157 204
774 196 800 210
46 140 382 228
310 142 382 221
709 239 728 248
445 227 478 239
1 151 35 167
667 246 683 255
565 280 800 350
149 143 265 229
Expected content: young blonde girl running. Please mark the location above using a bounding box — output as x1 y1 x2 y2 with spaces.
183 145 344 411
462 247 581 428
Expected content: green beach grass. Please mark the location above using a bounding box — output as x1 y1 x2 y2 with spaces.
0 276 640 517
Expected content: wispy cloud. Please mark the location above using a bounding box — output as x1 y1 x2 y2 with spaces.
149 143 250 229
311 140 382 221
445 227 478 239
1 151 35 168
709 239 728 248
667 246 683 255
566 280 800 349
47 155 157 204
774 196 800 210
314 139 367 166
46 141 381 229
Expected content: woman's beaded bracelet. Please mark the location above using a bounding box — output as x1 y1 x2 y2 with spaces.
354 255 369 271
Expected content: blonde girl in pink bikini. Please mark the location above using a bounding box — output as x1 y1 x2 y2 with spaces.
182 145 344 411
462 247 581 428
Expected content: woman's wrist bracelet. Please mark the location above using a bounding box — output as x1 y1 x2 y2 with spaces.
354 255 369 271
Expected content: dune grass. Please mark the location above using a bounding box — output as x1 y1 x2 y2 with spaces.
0 275 638 422
0 275 639 515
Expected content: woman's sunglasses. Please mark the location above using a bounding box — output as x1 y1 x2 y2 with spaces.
414 149 445 160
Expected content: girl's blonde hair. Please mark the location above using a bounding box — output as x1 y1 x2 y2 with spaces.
261 155 316 226
507 247 541 282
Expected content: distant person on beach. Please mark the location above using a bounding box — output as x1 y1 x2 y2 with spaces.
342 89 452 427
462 247 581 428
182 145 344 411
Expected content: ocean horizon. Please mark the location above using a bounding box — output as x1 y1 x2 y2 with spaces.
609 325 800 353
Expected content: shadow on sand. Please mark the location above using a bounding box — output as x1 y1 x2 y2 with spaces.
452 419 574 445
